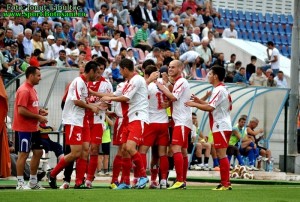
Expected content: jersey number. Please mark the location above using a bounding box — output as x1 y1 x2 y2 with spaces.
76 133 81 141
156 92 167 110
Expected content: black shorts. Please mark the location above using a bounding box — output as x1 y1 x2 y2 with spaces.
18 131 44 152
99 142 110 155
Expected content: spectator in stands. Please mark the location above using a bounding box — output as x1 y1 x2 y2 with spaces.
145 2 158 30
75 26 91 44
246 55 257 81
247 117 272 171
233 67 247 84
109 30 123 57
265 68 273 78
126 47 137 65
16 33 25 60
206 31 216 54
104 18 117 39
267 73 277 87
67 50 79 66
52 37 65 59
145 47 163 64
165 25 176 52
112 0 131 26
265 41 280 76
195 38 211 70
108 7 125 28
62 24 72 43
202 8 214 25
3 28 15 48
82 39 92 61
31 31 44 58
94 14 111 44
169 6 180 20
55 50 70 67
181 0 197 13
91 41 103 57
133 0 147 26
148 25 170 50
77 50 88 65
193 7 205 27
40 22 53 40
179 50 203 74
222 22 238 39
174 26 185 47
179 36 194 55
191 27 201 47
201 20 213 38
65 41 76 57
9 17 24 38
225 53 236 73
53 25 65 41
74 14 90 38
29 49 52 67
249 67 267 86
180 7 194 22
169 15 181 33
111 60 123 83
128 0 139 14
3 44 22 76
23 29 34 56
152 0 164 23
212 52 225 67
274 70 288 88
93 4 109 27
133 21 152 52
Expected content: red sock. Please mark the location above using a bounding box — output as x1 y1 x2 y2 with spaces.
150 167 158 182
133 163 139 178
159 155 169 180
121 158 131 185
86 155 98 181
173 152 183 182
111 155 122 183
219 157 230 187
51 157 69 178
183 156 188 182
140 153 147 170
75 158 88 186
132 152 146 177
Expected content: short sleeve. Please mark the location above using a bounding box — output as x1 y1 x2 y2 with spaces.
122 76 142 100
70 79 86 101
209 88 224 109
16 90 29 107
172 79 187 99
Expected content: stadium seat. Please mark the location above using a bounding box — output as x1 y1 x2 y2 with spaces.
248 32 255 42
242 31 248 40
214 17 221 29
130 15 135 25
238 10 245 20
286 24 292 35
129 26 136 37
271 23 279 34
280 35 288 46
288 46 291 56
287 14 293 25
126 37 133 47
254 33 261 43
225 9 232 19
220 18 227 29
274 35 281 46
237 31 242 39
245 21 252 32
225 19 231 27
252 12 259 22
238 20 246 32
261 33 268 44
265 23 272 34
267 33 273 42
195 68 202 78
218 8 225 16
132 48 140 61
287 35 292 45
119 37 127 48
280 14 287 24
104 46 114 62
278 24 285 35
89 9 95 19
69 28 75 41
272 14 279 24
265 13 272 23
258 13 265 23
281 46 289 57
258 22 265 33
245 12 252 21
137 48 145 63
252 23 259 33
232 10 238 20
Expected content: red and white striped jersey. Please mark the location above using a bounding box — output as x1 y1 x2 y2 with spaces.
147 78 169 123
62 75 88 126
172 77 193 129
208 83 232 132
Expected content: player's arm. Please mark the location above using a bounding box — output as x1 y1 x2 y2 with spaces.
101 95 129 103
146 71 160 85
89 89 115 98
246 127 263 137
155 81 177 101
18 106 47 123
105 115 114 127
232 129 241 140
73 100 100 114
185 101 214 112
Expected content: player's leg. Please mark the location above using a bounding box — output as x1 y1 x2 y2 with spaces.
149 146 159 188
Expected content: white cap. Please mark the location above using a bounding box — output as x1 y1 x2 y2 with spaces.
47 35 55 40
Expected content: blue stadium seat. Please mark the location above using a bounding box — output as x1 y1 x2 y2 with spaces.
280 14 287 24
214 17 221 29
287 35 292 45
238 20 246 32
220 18 227 29
265 13 272 23
238 10 245 20
265 23 272 33
162 9 170 22
280 35 288 46
235 21 240 31
232 10 238 20
88 0 94 9
272 14 279 24
281 46 289 57
248 32 255 42
271 23 279 34
252 12 259 22
286 24 292 35
267 33 273 42
245 12 252 21
225 19 231 27
225 9 232 19
252 23 259 33
218 8 225 16
278 24 285 35
130 15 135 25
261 33 268 44
258 13 265 23
287 14 293 25
196 68 202 78
254 33 261 43
246 21 252 32
258 22 265 33
242 31 248 40
237 31 242 39
274 35 281 46
288 46 291 56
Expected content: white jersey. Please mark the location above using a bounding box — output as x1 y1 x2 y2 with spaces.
87 77 113 125
172 77 193 129
114 74 149 123
62 75 88 127
113 82 125 118
148 78 169 123
208 83 232 132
